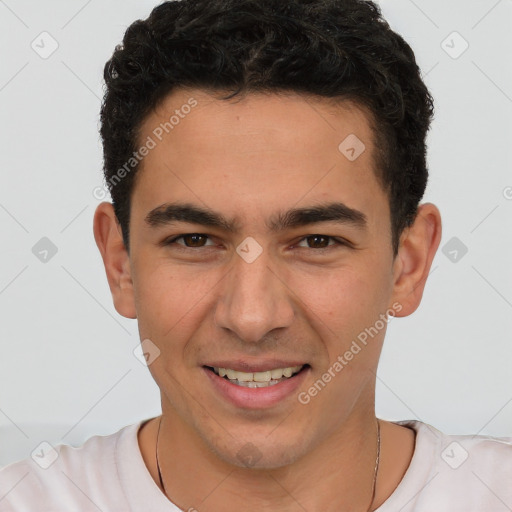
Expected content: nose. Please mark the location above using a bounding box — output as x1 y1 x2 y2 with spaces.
213 243 295 343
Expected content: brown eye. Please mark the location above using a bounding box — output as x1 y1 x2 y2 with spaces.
165 233 214 248
306 235 330 249
297 235 342 249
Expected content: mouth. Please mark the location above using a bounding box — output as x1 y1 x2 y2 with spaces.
204 364 309 388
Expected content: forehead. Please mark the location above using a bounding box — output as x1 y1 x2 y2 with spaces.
142 88 376 156
132 88 389 233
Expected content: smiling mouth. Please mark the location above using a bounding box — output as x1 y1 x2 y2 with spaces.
204 364 309 388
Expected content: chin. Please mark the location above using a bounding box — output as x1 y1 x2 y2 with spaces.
209 435 308 470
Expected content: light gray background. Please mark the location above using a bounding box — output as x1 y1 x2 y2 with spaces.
0 0 511 467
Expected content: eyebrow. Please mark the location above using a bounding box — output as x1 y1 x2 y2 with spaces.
145 201 367 233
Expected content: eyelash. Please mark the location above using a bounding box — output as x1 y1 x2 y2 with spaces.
163 233 349 251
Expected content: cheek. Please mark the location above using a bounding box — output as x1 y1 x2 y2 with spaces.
132 260 204 341
296 266 374 323
294 262 392 354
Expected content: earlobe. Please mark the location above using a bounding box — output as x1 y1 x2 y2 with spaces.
93 202 137 319
390 203 442 317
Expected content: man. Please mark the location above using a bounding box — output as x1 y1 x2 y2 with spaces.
1 0 510 510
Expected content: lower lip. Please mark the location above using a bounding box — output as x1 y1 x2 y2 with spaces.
203 366 310 409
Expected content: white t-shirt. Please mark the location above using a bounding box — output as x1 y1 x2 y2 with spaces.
0 418 511 511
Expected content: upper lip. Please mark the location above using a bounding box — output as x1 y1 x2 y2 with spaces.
203 360 308 373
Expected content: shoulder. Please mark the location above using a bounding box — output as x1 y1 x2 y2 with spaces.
0 421 140 510
379 420 512 512
405 419 512 469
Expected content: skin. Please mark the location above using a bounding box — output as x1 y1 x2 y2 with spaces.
94 88 441 511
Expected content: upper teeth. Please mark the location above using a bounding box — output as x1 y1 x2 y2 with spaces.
214 365 303 382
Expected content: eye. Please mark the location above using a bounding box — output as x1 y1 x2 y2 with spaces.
162 233 349 251
295 235 346 250
164 233 215 248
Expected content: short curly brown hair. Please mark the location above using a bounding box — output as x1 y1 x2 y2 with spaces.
100 0 434 255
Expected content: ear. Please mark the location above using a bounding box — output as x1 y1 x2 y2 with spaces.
390 203 442 317
93 202 137 319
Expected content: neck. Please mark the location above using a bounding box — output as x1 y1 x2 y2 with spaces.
155 407 383 512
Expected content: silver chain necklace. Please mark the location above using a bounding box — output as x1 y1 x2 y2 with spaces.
156 417 381 512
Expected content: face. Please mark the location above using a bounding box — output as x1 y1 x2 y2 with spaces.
98 88 431 469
